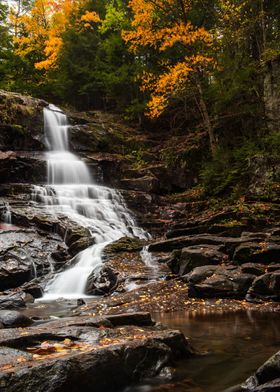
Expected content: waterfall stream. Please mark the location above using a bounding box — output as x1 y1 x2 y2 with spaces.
2 203 12 224
39 105 148 299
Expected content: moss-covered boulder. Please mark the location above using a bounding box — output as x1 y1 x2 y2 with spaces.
104 237 145 255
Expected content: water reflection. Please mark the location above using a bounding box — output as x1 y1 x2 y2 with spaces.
125 310 280 392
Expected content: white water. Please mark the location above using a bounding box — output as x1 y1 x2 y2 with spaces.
2 203 12 224
39 105 148 299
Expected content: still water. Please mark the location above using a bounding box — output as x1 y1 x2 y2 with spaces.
124 310 280 392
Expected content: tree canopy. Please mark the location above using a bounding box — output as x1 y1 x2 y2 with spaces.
1 0 279 158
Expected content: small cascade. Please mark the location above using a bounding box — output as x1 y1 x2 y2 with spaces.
140 246 161 280
140 246 158 269
38 105 149 300
2 203 12 224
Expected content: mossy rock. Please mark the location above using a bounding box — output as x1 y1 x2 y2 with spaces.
64 226 91 245
68 237 95 256
104 236 145 254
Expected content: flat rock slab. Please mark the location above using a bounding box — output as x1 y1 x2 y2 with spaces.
0 313 193 392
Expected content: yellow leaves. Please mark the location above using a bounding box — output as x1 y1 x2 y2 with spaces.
26 338 95 360
13 0 79 71
79 10 102 31
123 0 213 118
141 55 212 118
81 11 101 24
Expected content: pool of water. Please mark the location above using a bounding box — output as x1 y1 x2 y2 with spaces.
124 310 280 392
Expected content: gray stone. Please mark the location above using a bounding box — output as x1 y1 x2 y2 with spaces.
0 310 33 328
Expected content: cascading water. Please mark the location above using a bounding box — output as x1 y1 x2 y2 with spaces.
2 203 12 224
37 105 148 299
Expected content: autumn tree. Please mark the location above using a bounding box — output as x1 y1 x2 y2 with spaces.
11 0 77 72
123 0 217 155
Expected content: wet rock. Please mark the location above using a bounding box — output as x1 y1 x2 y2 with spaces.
69 123 110 152
0 313 193 392
64 226 92 247
21 281 43 299
104 237 145 254
188 266 255 299
168 245 226 276
0 251 33 291
182 265 218 284
105 312 154 327
0 89 46 152
0 347 33 366
51 245 69 265
0 293 26 309
241 263 266 276
0 310 33 328
233 242 280 264
123 340 171 379
0 222 63 285
247 272 280 301
85 266 118 295
231 350 280 392
68 237 95 257
0 152 46 184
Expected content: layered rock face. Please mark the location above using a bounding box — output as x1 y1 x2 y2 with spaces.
0 90 279 308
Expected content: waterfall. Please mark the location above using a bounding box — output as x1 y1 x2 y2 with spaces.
2 203 12 224
39 105 148 300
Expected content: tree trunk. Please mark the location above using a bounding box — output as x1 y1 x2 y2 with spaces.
195 79 217 157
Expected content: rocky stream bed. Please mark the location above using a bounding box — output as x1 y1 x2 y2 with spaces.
0 90 279 391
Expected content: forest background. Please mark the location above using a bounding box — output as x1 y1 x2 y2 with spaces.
0 0 279 197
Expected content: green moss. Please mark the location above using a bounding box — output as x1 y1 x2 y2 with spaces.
104 236 145 254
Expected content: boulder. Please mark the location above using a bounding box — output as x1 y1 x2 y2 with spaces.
51 245 70 267
247 272 280 301
68 237 95 257
64 226 92 247
21 281 43 299
0 293 27 309
233 242 280 264
230 350 280 391
168 245 226 276
0 310 33 328
182 265 218 284
85 266 118 295
104 236 145 254
187 266 255 299
241 263 266 276
0 252 33 291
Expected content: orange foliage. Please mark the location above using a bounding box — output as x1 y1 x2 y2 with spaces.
123 0 213 118
81 11 101 23
11 0 99 71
